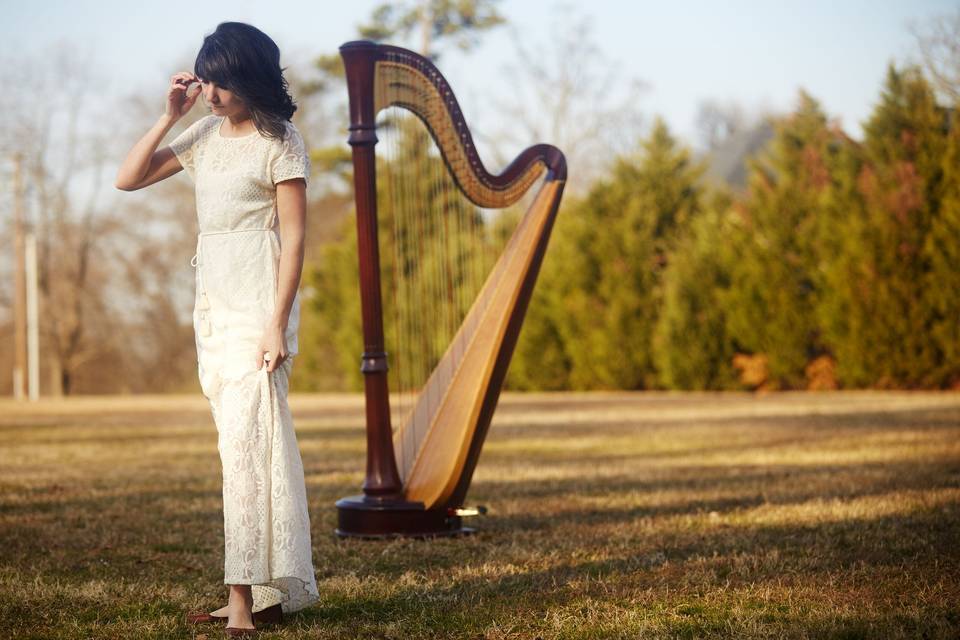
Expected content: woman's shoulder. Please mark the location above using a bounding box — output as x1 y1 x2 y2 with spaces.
272 119 304 145
264 119 307 156
178 114 220 147
268 119 311 185
168 114 221 174
184 113 220 133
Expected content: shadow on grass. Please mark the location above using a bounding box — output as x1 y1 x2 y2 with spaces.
467 458 960 506
2 399 958 638
489 405 960 441
281 506 959 637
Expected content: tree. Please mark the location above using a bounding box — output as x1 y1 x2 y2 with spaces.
804 124 868 389
487 7 647 196
509 117 706 390
908 8 960 106
854 63 946 387
720 90 842 389
836 63 948 387
653 190 740 390
695 98 749 153
0 40 226 395
358 0 505 58
298 0 507 193
924 102 960 385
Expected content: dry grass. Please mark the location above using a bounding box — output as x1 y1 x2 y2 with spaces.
0 391 958 639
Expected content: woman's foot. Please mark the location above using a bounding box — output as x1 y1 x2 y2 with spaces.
225 585 255 630
203 602 281 625
209 604 229 620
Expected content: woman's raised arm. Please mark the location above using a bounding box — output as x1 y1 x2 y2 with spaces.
114 72 201 191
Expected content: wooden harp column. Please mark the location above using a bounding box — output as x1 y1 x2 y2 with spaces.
334 40 567 538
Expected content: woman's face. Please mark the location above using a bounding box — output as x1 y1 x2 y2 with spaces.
199 78 246 117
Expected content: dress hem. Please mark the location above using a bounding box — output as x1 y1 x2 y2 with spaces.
224 573 320 614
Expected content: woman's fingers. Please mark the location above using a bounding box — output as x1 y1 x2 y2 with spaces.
266 353 285 373
256 349 283 371
168 72 201 117
170 72 199 91
184 84 201 108
262 350 287 373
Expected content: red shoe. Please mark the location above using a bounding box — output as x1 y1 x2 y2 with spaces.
185 610 225 624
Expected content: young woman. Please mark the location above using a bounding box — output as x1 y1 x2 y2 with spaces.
115 22 319 637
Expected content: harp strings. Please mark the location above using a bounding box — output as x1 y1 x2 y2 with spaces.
376 52 528 482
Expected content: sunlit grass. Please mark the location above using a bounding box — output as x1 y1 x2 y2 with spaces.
1 391 958 638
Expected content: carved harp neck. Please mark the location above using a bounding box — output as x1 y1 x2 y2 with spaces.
341 40 566 205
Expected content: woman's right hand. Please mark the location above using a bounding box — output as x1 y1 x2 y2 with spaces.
166 71 202 121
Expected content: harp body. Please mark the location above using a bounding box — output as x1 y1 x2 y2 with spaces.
334 41 566 537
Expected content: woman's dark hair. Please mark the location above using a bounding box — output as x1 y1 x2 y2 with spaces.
194 22 297 142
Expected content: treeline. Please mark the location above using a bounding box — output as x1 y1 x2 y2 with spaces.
298 61 960 391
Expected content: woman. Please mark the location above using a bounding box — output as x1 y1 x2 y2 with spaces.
115 22 319 637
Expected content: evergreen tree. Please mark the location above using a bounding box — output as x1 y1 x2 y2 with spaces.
822 63 948 387
721 90 840 388
509 117 706 390
921 100 960 384
807 125 869 387
359 0 505 57
653 189 740 390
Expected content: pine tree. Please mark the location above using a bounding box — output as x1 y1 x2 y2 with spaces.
823 63 948 387
721 90 841 388
509 117 706 390
653 188 740 390
922 103 960 385
808 126 869 387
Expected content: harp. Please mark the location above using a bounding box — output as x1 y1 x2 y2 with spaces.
334 41 566 537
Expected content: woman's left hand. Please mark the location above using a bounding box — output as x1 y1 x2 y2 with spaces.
256 322 288 372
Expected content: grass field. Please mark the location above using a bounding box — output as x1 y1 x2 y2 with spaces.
1 391 958 639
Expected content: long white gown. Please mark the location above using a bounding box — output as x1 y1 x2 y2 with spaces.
169 114 319 614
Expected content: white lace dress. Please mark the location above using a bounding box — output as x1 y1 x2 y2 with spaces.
168 114 319 614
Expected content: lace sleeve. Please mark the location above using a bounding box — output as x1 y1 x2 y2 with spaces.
271 123 311 187
168 115 210 182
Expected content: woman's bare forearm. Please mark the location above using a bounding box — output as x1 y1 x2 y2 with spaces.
114 114 177 189
271 187 307 330
272 229 305 330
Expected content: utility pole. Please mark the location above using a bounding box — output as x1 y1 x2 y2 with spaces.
13 153 27 399
26 232 39 400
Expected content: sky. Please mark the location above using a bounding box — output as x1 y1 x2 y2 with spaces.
3 0 957 149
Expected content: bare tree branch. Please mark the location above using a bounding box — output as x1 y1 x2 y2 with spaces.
907 9 960 105
484 3 649 195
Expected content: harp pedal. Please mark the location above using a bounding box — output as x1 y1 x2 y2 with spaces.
447 505 488 517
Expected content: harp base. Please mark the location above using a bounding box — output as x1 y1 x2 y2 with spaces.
334 494 478 539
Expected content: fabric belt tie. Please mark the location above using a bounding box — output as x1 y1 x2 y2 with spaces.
190 227 276 337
